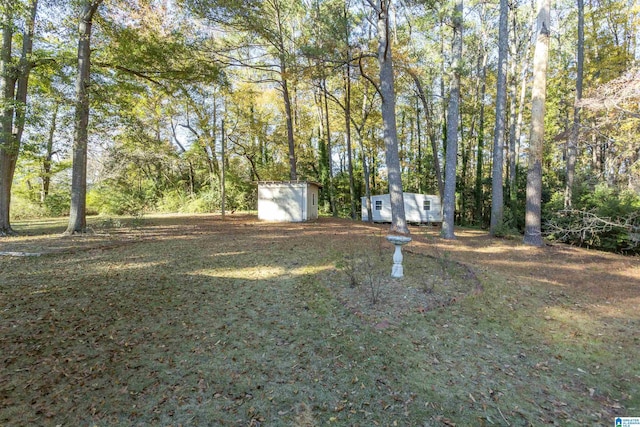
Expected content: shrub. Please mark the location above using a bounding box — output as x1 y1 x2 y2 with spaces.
43 193 71 217
87 184 150 216
545 185 640 254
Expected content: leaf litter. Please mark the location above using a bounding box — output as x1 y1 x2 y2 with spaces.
1 214 638 426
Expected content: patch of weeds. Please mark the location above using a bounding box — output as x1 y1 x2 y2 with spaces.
339 235 386 305
491 221 520 238
420 265 435 294
338 252 361 289
130 212 146 229
97 216 123 230
360 252 386 305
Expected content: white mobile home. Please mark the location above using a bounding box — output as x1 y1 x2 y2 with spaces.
361 193 442 223
258 181 321 222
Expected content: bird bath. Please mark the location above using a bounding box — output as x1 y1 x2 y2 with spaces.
386 235 412 278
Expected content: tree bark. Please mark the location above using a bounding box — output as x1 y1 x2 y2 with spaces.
524 0 551 246
345 56 356 220
489 0 509 235
282 72 297 181
410 71 444 200
374 0 408 234
441 0 463 240
511 34 532 213
322 80 337 216
66 1 102 235
0 0 38 235
221 119 226 219
355 85 373 222
564 0 584 209
41 101 59 203
508 8 518 214
0 8 16 235
474 48 487 226
273 2 297 181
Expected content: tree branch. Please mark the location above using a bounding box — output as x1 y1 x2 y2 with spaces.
358 55 382 99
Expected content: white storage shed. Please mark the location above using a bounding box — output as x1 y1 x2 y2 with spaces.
258 181 321 222
361 193 442 223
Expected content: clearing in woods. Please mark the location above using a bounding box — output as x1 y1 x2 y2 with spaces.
1 214 638 426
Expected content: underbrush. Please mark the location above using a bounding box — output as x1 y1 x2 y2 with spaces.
545 185 640 254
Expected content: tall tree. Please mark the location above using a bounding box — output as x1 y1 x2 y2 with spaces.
184 0 302 181
523 0 551 246
366 0 408 234
65 0 102 235
473 17 488 226
0 0 38 235
564 0 584 209
489 0 509 235
343 3 356 220
409 70 444 200
441 0 463 239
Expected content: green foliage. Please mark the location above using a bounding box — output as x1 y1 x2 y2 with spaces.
87 183 150 216
8 191 70 220
9 196 48 220
43 193 71 217
545 185 640 254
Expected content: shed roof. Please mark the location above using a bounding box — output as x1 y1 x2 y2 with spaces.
257 180 323 189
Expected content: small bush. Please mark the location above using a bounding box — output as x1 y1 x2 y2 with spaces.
9 196 47 220
43 193 70 217
87 185 150 216
339 236 387 305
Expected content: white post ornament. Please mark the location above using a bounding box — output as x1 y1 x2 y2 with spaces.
386 235 412 278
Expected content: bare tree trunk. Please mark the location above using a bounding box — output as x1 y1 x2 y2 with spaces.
474 50 487 226
0 8 16 235
524 0 551 246
41 101 59 203
13 0 37 150
66 1 102 235
357 123 373 222
410 71 444 199
282 74 297 181
357 87 373 222
489 0 509 235
564 0 584 209
0 0 38 235
511 47 531 211
508 10 518 214
441 0 463 240
345 59 356 219
415 97 422 192
273 2 297 181
221 119 226 219
323 80 337 216
374 0 408 234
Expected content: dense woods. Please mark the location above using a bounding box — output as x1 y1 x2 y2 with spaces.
1 0 638 251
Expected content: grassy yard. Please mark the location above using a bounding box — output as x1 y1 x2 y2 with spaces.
1 214 638 426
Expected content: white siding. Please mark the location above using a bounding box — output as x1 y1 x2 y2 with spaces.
306 183 319 220
257 182 321 222
361 193 442 223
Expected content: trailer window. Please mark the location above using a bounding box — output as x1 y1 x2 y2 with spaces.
423 200 431 211
375 200 382 210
